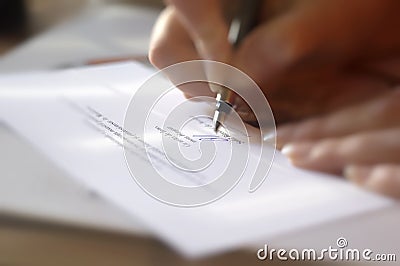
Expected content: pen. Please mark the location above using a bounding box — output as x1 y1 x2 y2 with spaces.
213 0 262 132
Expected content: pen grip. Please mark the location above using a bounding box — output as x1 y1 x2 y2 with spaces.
234 0 262 47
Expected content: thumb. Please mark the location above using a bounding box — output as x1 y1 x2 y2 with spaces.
168 0 232 62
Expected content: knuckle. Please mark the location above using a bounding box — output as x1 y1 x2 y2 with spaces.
374 165 399 178
148 44 169 69
295 118 323 139
369 166 395 187
366 165 400 198
343 135 368 152
312 139 337 157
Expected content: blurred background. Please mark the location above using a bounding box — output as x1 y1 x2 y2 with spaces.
0 0 162 53
0 0 164 72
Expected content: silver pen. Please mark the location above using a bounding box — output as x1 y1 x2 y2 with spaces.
213 0 262 132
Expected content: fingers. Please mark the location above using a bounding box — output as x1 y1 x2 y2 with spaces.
149 7 199 69
149 7 214 98
277 88 400 148
149 3 232 96
165 0 232 62
149 2 258 124
277 86 400 200
281 128 400 174
345 164 400 199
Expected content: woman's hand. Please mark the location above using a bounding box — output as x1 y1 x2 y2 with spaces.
149 0 400 124
278 88 400 199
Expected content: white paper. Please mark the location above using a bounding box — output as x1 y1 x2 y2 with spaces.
0 62 393 257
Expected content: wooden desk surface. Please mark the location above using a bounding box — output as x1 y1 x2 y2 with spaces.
1 216 339 266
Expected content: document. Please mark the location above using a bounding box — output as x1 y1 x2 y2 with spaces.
0 62 393 257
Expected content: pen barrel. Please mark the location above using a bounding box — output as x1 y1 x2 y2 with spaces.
233 0 262 47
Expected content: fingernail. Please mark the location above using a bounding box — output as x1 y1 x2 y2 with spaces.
281 142 313 162
344 165 372 185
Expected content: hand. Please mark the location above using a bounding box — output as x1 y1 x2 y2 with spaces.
149 0 400 124
278 88 400 199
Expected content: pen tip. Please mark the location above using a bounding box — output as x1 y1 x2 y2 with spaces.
214 121 221 132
